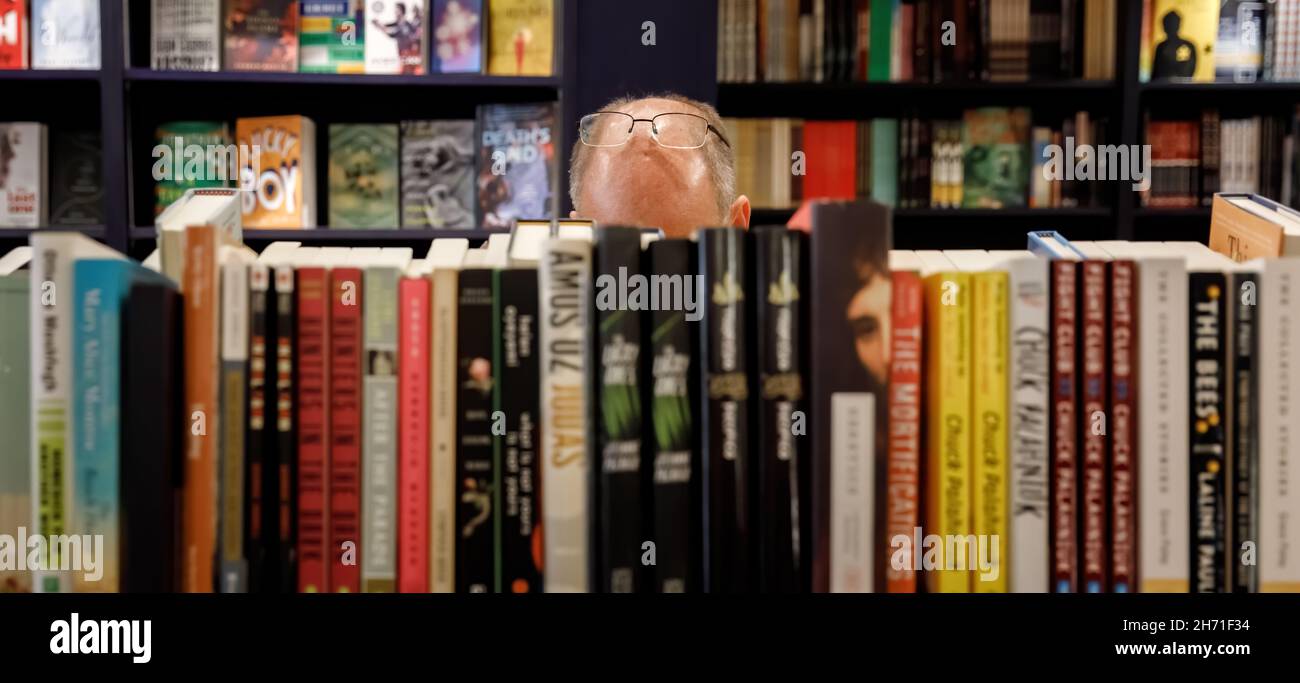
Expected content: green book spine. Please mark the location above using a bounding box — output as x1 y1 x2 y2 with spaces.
867 0 895 82
0 274 31 593
328 124 400 228
871 118 899 207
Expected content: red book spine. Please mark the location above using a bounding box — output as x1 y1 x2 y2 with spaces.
0 1 27 69
886 270 922 593
803 122 858 200
330 268 364 592
398 277 431 593
1050 260 1078 593
1109 260 1138 592
296 268 331 592
1080 261 1109 593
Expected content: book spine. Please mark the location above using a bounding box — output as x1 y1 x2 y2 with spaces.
1109 260 1138 593
1231 270 1259 593
1259 259 1300 592
455 269 495 593
247 264 270 592
1079 260 1108 593
273 265 298 593
71 261 124 593
1137 258 1189 593
754 229 808 593
122 282 182 593
972 270 1009 593
296 267 330 593
648 240 700 593
497 268 544 593
886 269 922 593
1189 271 1228 593
330 268 364 592
698 229 753 593
219 258 250 593
429 268 458 592
181 226 219 593
398 277 430 593
593 228 648 593
362 267 399 593
539 239 593 592
1050 260 1078 592
1008 258 1050 593
924 271 972 593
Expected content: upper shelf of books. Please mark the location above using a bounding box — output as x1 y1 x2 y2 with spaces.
124 68 559 88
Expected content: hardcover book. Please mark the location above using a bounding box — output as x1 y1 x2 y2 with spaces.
0 0 28 68
961 107 1030 209
1150 0 1218 81
151 0 221 71
49 130 102 226
1230 267 1259 593
1215 0 1267 82
455 267 496 592
236 115 317 228
31 0 100 69
432 0 482 73
328 124 399 228
1007 255 1050 593
397 275 430 592
246 263 273 591
295 265 331 592
272 264 298 593
330 267 364 592
1109 258 1139 593
1079 259 1109 593
364 0 425 74
1259 258 1300 592
647 238 699 593
180 225 222 593
0 123 47 227
1188 266 1228 592
224 0 297 72
218 255 250 593
810 201 892 593
486 0 553 76
152 121 231 217
0 272 29 593
362 262 401 592
476 102 557 228
400 120 475 229
886 254 923 594
299 0 363 73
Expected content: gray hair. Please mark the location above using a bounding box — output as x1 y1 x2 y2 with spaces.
569 93 736 221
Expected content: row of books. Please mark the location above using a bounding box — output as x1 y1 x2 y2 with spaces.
1140 0 1300 83
146 0 553 76
5 191 1300 593
1143 107 1300 209
0 0 99 70
150 103 556 231
726 109 1111 210
717 0 1118 84
0 123 102 228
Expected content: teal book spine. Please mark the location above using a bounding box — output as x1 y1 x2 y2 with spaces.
72 260 170 592
0 273 31 593
871 118 899 207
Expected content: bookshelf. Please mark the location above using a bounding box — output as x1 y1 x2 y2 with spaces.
2 0 1299 254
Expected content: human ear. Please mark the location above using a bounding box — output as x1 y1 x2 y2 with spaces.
728 195 751 228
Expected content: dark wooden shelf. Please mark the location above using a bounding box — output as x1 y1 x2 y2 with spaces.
1140 80 1300 94
0 69 101 81
132 226 507 242
1133 207 1212 218
0 226 106 239
719 79 1120 117
124 68 560 89
751 206 1112 225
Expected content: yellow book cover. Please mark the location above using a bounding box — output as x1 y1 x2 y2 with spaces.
970 271 1008 593
487 0 554 76
236 115 317 228
923 271 972 593
1149 0 1217 81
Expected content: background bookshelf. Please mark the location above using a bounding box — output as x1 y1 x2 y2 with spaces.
2 0 1299 255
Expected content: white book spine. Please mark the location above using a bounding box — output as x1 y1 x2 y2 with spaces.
539 238 591 593
150 0 220 71
429 268 458 592
0 123 47 228
1259 258 1300 592
361 266 399 592
1137 257 1190 592
364 0 424 75
31 0 100 69
830 392 875 593
1008 257 1050 593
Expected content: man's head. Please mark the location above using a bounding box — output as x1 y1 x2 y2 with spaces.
569 93 749 237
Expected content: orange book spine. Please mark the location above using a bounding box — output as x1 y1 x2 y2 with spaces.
296 267 331 592
182 225 219 592
330 268 364 592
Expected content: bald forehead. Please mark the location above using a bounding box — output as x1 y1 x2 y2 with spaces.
608 97 706 118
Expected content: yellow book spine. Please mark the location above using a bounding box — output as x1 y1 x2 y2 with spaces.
924 271 972 593
972 271 1009 593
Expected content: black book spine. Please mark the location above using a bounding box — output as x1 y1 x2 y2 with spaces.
592 227 648 593
456 268 497 593
246 267 270 592
753 228 808 593
1231 271 1259 593
698 228 752 593
122 282 182 593
912 0 931 82
497 268 544 593
272 267 297 593
647 239 701 593
1189 271 1228 593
